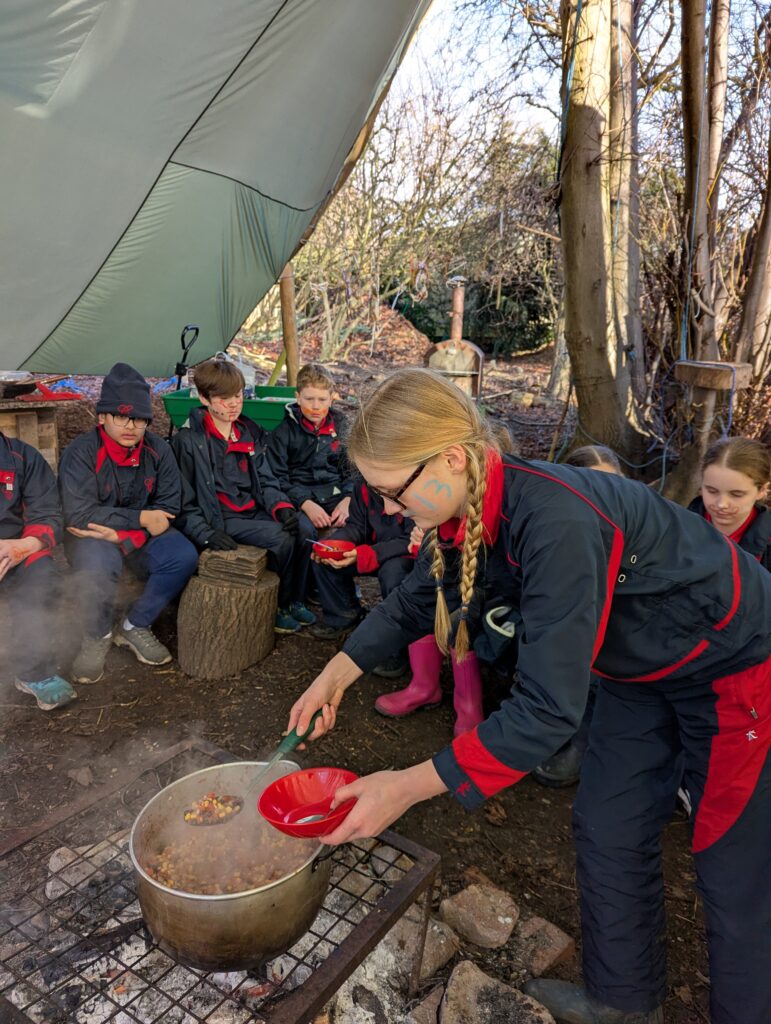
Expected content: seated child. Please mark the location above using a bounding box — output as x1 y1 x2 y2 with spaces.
267 362 353 602
0 431 75 710
172 356 314 634
60 363 199 682
688 436 769 570
309 478 419 674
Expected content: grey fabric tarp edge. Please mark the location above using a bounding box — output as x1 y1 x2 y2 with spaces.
0 0 432 375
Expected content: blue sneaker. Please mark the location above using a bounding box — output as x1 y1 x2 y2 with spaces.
275 609 302 635
15 676 77 711
288 602 317 626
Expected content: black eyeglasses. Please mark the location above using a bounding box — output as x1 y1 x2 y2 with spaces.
109 414 149 429
370 462 426 511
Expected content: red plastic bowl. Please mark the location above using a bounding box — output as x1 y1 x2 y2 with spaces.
258 767 359 838
312 539 356 561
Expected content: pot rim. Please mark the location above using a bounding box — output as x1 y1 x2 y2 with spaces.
129 760 325 902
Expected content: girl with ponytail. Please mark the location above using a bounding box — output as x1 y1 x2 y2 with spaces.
288 368 771 1024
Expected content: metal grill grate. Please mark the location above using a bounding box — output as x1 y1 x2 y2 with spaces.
0 741 440 1024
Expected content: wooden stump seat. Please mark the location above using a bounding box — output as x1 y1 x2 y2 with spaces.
176 545 278 679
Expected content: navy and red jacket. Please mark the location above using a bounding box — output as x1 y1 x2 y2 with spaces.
688 495 771 572
343 453 771 810
0 431 60 565
171 407 292 548
328 481 417 575
59 427 181 555
266 402 352 507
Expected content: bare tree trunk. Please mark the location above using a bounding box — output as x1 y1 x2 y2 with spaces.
609 0 645 410
546 302 571 400
560 0 635 452
664 0 721 503
681 0 717 362
735 119 771 373
706 0 730 244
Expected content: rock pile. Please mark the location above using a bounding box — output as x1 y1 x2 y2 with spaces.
314 859 575 1024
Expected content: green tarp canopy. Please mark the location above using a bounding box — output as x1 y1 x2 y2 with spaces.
0 0 430 375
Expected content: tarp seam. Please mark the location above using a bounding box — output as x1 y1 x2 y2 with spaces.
24 0 294 364
169 160 324 214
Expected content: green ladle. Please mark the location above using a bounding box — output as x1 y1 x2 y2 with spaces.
183 710 324 826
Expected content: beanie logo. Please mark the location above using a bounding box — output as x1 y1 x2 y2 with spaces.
118 404 134 415
144 477 155 494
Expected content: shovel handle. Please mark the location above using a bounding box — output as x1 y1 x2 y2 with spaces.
277 709 324 755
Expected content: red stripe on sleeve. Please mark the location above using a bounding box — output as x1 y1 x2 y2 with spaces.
451 727 528 797
713 537 741 631
592 526 624 663
116 529 147 551
21 523 55 550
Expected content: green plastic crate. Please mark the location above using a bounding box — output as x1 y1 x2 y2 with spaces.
163 385 295 431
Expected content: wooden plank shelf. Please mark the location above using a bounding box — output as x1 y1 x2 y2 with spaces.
673 360 753 391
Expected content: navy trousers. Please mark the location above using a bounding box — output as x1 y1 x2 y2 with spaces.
294 495 343 603
573 658 771 1024
3 556 60 681
223 512 298 607
66 529 198 637
314 555 412 628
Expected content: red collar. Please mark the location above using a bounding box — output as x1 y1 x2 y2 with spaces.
299 408 336 435
437 448 503 548
203 411 240 442
730 505 758 544
98 426 143 467
203 412 255 455
705 504 758 544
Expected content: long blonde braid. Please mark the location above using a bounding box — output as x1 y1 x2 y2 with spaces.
454 445 487 660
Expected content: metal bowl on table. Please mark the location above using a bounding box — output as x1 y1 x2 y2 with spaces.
129 759 331 971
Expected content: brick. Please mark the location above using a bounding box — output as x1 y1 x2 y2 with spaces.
439 884 519 949
511 916 576 978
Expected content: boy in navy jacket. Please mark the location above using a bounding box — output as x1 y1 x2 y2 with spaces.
267 362 352 602
0 432 75 710
59 364 198 683
172 356 314 634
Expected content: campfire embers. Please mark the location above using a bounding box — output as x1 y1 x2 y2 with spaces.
0 743 439 1023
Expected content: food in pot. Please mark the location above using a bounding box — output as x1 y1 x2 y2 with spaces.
183 791 243 825
143 828 312 895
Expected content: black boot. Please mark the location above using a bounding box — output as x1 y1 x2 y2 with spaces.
522 981 663 1024
531 737 585 787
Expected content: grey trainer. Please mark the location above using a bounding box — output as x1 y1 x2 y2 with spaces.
113 624 172 666
71 634 113 683
522 980 664 1024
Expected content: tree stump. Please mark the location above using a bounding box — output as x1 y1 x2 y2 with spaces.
176 546 278 679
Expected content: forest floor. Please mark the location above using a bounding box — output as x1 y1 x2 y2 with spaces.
0 311 709 1022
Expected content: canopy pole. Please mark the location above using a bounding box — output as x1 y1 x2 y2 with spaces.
279 262 300 386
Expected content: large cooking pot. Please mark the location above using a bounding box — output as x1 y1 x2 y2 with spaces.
129 760 331 971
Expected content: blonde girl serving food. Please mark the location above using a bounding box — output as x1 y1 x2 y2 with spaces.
288 368 771 1024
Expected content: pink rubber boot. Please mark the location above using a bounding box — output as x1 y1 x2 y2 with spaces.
374 635 444 717
451 648 484 737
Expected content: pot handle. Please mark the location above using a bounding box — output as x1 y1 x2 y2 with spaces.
312 846 336 872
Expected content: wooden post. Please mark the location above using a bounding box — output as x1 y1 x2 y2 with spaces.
279 263 300 386
448 279 466 342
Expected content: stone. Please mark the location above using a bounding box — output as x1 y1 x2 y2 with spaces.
67 766 94 787
382 911 460 986
440 960 555 1024
439 884 519 949
511 916 575 978
406 985 444 1024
